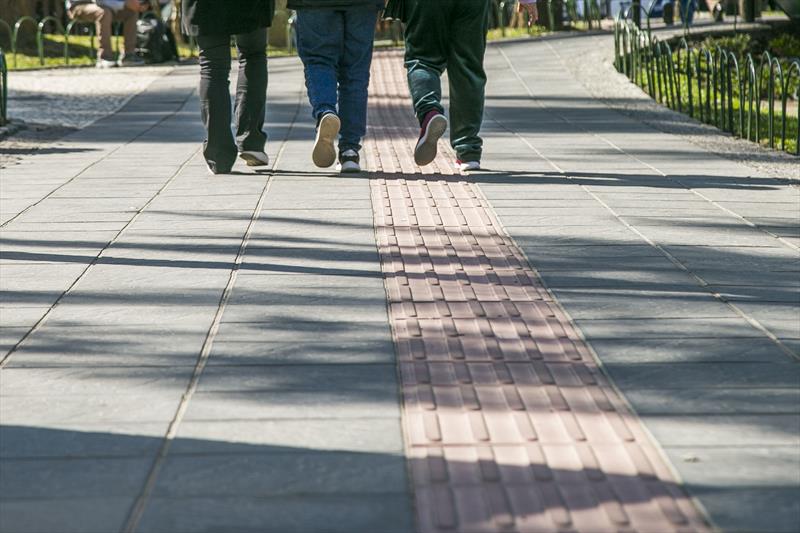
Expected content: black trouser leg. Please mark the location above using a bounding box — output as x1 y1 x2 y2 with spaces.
447 0 489 162
233 28 268 153
403 0 450 122
197 33 237 173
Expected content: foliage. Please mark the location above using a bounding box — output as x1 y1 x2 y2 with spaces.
701 33 752 57
616 23 799 155
641 70 798 153
768 33 800 59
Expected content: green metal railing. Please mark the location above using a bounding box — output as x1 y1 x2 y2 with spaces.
0 48 7 126
0 14 99 68
614 17 800 155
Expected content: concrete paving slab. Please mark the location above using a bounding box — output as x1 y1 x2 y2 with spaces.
174 419 404 454
214 319 392 344
624 388 800 415
207 340 396 366
136 495 415 533
574 317 765 338
0 457 153 499
184 389 401 421
153 451 408 497
643 415 800 446
604 362 800 390
195 364 397 394
687 487 800 533
0 393 181 424
0 424 169 459
0 307 49 329
0 498 134 533
551 289 736 319
587 337 792 364
0 367 192 396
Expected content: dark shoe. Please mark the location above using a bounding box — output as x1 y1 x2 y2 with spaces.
414 110 448 166
713 3 724 22
313 112 340 168
337 149 361 173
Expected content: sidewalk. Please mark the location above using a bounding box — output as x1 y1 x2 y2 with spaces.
1 33 798 533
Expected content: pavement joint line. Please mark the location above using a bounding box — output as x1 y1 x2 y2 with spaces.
120 87 304 533
0 125 202 368
0 78 193 229
494 45 800 364
539 40 800 253
498 42 799 253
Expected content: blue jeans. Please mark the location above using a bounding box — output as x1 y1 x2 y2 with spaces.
679 0 696 25
295 7 378 152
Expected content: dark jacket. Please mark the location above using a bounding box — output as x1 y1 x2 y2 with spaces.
182 0 276 36
287 0 384 9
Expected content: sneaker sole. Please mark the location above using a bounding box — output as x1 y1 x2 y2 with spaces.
239 152 270 167
414 114 448 167
313 114 340 168
339 162 361 174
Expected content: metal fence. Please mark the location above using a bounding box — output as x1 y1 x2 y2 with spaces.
0 48 7 126
614 17 800 154
0 15 102 69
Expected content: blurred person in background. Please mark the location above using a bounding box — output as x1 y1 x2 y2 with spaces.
287 0 385 173
182 0 275 174
66 0 148 67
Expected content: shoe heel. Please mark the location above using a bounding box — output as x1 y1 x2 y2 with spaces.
313 114 341 168
414 115 448 166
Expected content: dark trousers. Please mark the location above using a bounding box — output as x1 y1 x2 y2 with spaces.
403 0 489 162
197 28 268 173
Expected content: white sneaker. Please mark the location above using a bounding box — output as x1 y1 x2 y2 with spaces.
458 160 481 172
96 59 118 69
239 151 270 167
313 113 340 168
337 149 361 173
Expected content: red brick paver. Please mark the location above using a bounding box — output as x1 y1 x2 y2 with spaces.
365 50 710 533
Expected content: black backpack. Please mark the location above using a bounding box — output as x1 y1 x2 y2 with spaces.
136 14 177 64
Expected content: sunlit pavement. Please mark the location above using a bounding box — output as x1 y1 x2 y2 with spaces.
1 35 798 533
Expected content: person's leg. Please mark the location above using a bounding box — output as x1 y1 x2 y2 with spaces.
403 0 449 122
337 7 378 153
296 9 345 167
115 7 138 57
446 0 490 165
197 34 237 173
233 28 268 155
70 4 114 61
295 9 343 122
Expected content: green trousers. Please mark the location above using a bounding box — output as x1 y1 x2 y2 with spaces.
403 0 490 162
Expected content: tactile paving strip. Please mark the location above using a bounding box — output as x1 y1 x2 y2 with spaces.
365 50 710 533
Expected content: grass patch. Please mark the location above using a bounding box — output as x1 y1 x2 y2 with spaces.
3 33 293 71
637 64 798 154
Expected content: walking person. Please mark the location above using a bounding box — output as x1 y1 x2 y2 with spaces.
388 0 537 171
288 0 385 173
182 0 275 174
